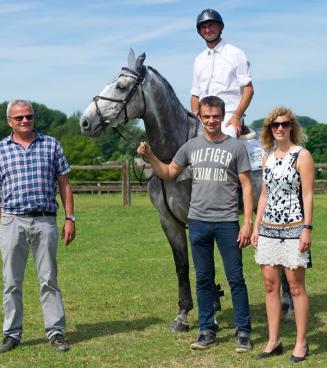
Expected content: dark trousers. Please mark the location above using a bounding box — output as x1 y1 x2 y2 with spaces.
188 219 251 335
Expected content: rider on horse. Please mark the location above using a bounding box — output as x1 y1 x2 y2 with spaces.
191 9 254 138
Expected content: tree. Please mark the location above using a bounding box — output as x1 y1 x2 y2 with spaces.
297 116 318 128
60 135 114 181
305 124 327 162
0 102 12 138
49 114 81 140
60 135 102 165
32 102 67 132
250 118 264 129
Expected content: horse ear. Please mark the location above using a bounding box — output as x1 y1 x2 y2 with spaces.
128 48 136 69
135 52 146 73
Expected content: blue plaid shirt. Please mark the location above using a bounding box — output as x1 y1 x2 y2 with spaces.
0 131 70 214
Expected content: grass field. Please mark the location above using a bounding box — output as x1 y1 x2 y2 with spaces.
0 194 326 368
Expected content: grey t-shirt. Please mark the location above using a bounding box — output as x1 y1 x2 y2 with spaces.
173 135 251 222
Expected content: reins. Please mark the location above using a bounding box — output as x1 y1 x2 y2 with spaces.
111 125 154 186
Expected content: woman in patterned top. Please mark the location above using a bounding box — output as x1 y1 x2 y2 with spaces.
251 107 314 363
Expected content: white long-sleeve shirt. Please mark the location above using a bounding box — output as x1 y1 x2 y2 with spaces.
191 40 252 137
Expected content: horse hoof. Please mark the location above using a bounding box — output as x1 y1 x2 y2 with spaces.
170 319 189 333
213 300 222 313
285 307 295 321
281 295 292 312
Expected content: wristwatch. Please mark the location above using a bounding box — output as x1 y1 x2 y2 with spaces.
303 224 313 230
65 215 76 222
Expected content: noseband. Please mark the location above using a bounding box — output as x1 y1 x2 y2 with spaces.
92 67 146 128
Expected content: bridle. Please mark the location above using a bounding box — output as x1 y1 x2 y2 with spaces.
91 66 152 185
92 66 147 129
91 65 195 229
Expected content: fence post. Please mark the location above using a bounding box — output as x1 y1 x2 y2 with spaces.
122 160 131 205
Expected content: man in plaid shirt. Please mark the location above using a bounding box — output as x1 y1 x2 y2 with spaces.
0 99 75 353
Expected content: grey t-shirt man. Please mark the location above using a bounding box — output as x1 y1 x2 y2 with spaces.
173 135 251 222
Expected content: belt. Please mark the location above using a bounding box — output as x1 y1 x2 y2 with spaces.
24 211 57 217
261 220 304 228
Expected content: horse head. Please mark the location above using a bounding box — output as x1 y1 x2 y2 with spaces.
80 49 147 137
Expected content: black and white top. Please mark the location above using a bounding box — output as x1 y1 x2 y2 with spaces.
262 146 303 225
255 146 311 269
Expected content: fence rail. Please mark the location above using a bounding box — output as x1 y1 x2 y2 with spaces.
70 181 147 194
70 162 327 203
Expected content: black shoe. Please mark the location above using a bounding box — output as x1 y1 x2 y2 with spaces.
290 345 309 363
0 336 20 353
50 334 69 352
257 342 284 359
190 331 217 350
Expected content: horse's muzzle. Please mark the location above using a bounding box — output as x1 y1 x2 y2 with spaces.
80 119 103 137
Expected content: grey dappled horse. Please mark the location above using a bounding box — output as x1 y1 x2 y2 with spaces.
80 50 291 331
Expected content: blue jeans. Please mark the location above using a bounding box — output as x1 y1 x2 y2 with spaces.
188 219 251 335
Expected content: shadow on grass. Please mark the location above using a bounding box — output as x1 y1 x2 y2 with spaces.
211 292 327 356
19 292 327 355
69 317 163 343
22 317 162 347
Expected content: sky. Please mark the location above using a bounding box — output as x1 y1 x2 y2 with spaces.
1 0 326 124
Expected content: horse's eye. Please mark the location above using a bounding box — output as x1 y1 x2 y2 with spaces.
116 83 126 91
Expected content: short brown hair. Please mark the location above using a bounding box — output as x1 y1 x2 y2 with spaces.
199 96 225 118
260 107 304 151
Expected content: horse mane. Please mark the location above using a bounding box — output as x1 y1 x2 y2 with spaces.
148 66 186 110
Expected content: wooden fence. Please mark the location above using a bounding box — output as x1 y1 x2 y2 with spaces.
70 160 150 205
70 162 327 204
70 181 147 194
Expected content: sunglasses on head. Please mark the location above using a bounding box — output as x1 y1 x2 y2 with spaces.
270 121 291 129
9 114 34 122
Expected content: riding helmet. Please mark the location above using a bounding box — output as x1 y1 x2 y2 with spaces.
196 9 224 31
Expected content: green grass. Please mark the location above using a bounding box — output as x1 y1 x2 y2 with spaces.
0 193 326 367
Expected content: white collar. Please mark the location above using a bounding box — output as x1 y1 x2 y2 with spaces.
207 39 225 55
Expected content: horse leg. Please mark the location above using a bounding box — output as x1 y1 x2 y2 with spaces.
160 218 193 332
213 283 225 327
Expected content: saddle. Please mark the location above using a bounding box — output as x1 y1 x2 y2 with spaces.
239 125 256 140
